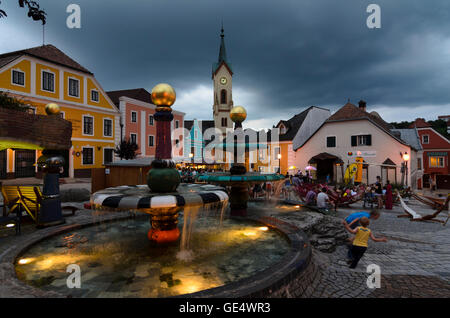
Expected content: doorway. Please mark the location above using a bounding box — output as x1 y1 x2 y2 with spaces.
0 150 6 179
14 150 36 178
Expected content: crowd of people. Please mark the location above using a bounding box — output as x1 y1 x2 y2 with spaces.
177 168 224 183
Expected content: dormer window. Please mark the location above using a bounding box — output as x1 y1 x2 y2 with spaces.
279 124 287 135
12 70 25 86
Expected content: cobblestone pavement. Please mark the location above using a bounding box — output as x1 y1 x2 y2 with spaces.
305 198 450 298
0 196 449 298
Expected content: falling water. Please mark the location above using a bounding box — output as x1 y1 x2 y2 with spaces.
272 180 284 202
218 199 229 227
179 205 201 252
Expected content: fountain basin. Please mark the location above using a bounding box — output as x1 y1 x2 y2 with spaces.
91 183 229 244
12 214 311 298
197 172 285 187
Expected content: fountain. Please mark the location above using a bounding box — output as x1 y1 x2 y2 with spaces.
197 105 285 216
11 85 312 298
91 84 228 244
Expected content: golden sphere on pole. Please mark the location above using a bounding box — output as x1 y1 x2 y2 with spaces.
151 83 176 107
230 106 247 123
45 103 61 115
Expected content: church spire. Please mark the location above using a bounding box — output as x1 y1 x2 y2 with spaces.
218 24 227 64
212 23 233 76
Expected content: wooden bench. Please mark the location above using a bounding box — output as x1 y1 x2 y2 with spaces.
1 185 78 223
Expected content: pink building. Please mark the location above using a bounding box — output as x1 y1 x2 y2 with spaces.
107 88 185 161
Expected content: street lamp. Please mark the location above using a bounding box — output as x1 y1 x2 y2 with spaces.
277 153 282 174
402 152 410 187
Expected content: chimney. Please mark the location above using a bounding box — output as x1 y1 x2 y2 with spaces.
358 100 367 112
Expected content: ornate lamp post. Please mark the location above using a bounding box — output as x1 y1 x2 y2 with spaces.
146 83 182 243
229 106 249 216
36 103 65 227
277 153 282 174
402 152 410 187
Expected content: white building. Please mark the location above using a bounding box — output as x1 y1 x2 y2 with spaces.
293 101 417 187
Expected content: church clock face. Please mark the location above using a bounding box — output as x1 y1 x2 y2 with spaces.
220 77 227 85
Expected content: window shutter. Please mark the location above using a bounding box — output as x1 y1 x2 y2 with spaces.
366 135 372 146
351 136 357 147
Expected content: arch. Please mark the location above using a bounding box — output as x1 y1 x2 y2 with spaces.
220 89 227 104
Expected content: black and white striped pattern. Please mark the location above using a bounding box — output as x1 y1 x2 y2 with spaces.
92 184 228 210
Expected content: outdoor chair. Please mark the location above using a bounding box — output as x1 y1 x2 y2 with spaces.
397 193 449 224
1 184 22 218
1 185 78 223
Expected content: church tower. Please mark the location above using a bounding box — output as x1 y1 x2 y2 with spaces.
212 26 234 136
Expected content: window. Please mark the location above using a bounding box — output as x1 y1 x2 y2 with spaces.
429 156 445 168
275 147 281 158
149 135 154 147
221 117 227 127
351 134 372 147
103 118 113 137
12 70 25 86
327 136 336 148
42 71 55 92
68 78 79 97
175 139 179 146
27 107 36 115
130 133 137 145
220 89 227 104
59 111 65 119
422 135 429 144
417 158 422 170
91 90 99 102
131 111 137 123
149 115 154 126
104 149 114 164
83 116 94 135
82 147 94 165
176 120 179 129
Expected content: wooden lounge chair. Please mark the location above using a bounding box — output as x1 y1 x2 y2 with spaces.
1 185 78 223
397 193 449 224
412 192 443 210
1 184 22 218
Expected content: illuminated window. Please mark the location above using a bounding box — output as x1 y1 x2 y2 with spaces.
429 156 444 168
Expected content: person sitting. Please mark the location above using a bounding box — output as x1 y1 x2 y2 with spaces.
317 187 331 210
305 188 317 206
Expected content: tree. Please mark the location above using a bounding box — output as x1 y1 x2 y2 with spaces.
114 138 139 160
0 91 30 112
0 0 46 25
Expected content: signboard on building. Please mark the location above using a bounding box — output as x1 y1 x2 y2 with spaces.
347 150 377 158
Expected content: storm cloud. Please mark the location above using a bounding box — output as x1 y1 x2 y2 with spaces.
1 0 450 129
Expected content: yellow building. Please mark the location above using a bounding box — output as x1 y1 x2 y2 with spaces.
0 45 120 178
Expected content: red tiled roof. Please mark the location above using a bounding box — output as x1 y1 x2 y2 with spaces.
409 118 432 128
326 102 392 131
106 88 154 108
0 44 92 74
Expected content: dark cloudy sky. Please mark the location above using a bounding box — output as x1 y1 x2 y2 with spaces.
1 0 450 129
